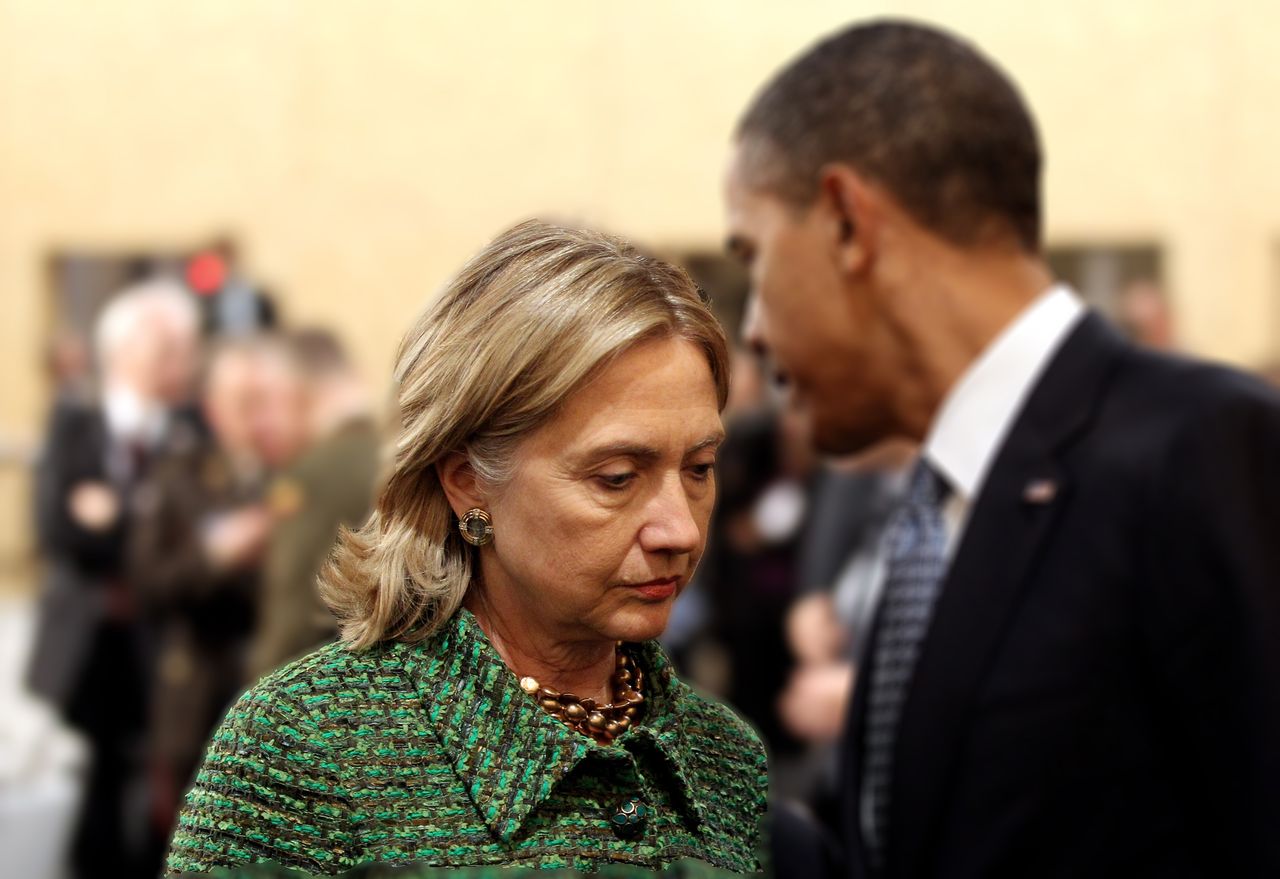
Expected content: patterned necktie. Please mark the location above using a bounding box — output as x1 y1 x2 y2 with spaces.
861 457 951 872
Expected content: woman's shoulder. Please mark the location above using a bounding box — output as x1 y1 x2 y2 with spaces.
226 639 420 739
639 643 768 803
646 664 769 865
675 684 769 777
169 640 422 873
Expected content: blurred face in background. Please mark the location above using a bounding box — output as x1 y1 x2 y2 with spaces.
249 349 311 468
109 306 200 406
203 348 265 463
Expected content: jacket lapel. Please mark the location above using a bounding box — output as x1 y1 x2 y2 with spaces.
403 609 707 844
403 610 594 843
871 314 1127 877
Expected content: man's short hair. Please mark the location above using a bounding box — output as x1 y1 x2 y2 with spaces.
287 328 351 380
736 20 1043 253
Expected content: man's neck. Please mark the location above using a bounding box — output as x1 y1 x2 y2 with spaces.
883 243 1054 440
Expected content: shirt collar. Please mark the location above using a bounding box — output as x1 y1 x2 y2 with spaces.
924 284 1085 501
399 608 706 843
103 383 169 445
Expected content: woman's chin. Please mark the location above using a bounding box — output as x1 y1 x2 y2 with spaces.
606 602 674 644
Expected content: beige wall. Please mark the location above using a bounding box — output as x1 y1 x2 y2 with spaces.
2 0 1278 580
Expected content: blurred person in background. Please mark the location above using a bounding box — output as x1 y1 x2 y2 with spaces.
186 237 279 337
43 328 94 406
776 438 914 826
1254 360 1280 390
127 337 279 855
27 277 202 878
727 19 1280 878
245 333 312 472
247 328 379 679
1114 277 1178 351
689 392 818 759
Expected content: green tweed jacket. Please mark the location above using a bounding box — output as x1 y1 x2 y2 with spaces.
167 609 768 875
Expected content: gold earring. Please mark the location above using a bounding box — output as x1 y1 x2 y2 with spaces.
458 508 494 546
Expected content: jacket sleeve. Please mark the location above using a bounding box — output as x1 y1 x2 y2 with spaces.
34 404 126 575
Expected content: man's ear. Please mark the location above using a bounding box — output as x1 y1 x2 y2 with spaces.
818 164 880 276
436 452 485 518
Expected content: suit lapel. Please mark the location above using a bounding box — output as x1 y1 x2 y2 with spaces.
860 313 1128 877
841 589 884 879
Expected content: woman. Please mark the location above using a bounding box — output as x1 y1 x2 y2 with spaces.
166 220 768 875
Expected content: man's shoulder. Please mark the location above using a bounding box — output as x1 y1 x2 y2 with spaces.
1116 345 1278 411
1091 346 1280 457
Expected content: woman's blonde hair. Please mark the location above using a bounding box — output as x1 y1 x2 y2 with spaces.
320 219 730 648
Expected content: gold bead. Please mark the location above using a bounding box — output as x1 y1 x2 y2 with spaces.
587 712 607 730
558 693 580 704
565 703 587 721
625 705 639 718
617 716 630 729
519 676 540 695
540 697 561 712
618 669 632 683
541 687 560 699
606 721 621 736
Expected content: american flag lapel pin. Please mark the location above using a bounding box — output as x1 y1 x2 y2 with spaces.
1022 478 1058 505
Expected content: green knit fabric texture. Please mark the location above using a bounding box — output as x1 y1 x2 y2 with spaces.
166 609 768 875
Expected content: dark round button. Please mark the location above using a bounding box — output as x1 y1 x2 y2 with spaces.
610 798 649 838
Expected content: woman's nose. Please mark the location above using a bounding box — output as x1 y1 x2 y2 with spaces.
638 476 701 556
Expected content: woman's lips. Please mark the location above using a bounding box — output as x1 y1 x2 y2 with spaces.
626 577 679 600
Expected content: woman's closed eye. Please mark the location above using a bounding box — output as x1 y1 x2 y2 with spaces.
596 471 638 491
686 462 715 482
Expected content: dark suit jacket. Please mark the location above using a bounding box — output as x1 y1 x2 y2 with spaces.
839 313 1280 878
28 402 128 710
27 399 204 712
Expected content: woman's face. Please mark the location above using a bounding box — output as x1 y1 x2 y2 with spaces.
479 335 724 646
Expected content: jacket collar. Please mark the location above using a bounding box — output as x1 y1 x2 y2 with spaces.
398 608 706 843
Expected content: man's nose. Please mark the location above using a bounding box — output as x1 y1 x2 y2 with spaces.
741 290 768 357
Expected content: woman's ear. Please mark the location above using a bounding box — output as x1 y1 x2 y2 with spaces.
436 452 485 518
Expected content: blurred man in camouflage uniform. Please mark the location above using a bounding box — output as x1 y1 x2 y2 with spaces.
247 329 379 679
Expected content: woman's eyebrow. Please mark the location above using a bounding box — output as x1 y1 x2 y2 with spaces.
686 432 726 456
573 441 663 468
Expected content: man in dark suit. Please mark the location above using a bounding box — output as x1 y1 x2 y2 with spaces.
28 278 202 877
723 20 1280 878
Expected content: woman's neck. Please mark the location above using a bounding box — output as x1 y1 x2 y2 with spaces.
464 589 616 704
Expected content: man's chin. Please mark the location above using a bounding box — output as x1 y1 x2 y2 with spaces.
811 408 893 457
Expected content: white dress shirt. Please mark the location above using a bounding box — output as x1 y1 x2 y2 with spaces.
924 284 1086 556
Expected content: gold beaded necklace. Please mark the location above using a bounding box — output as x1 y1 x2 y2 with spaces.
519 645 645 745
